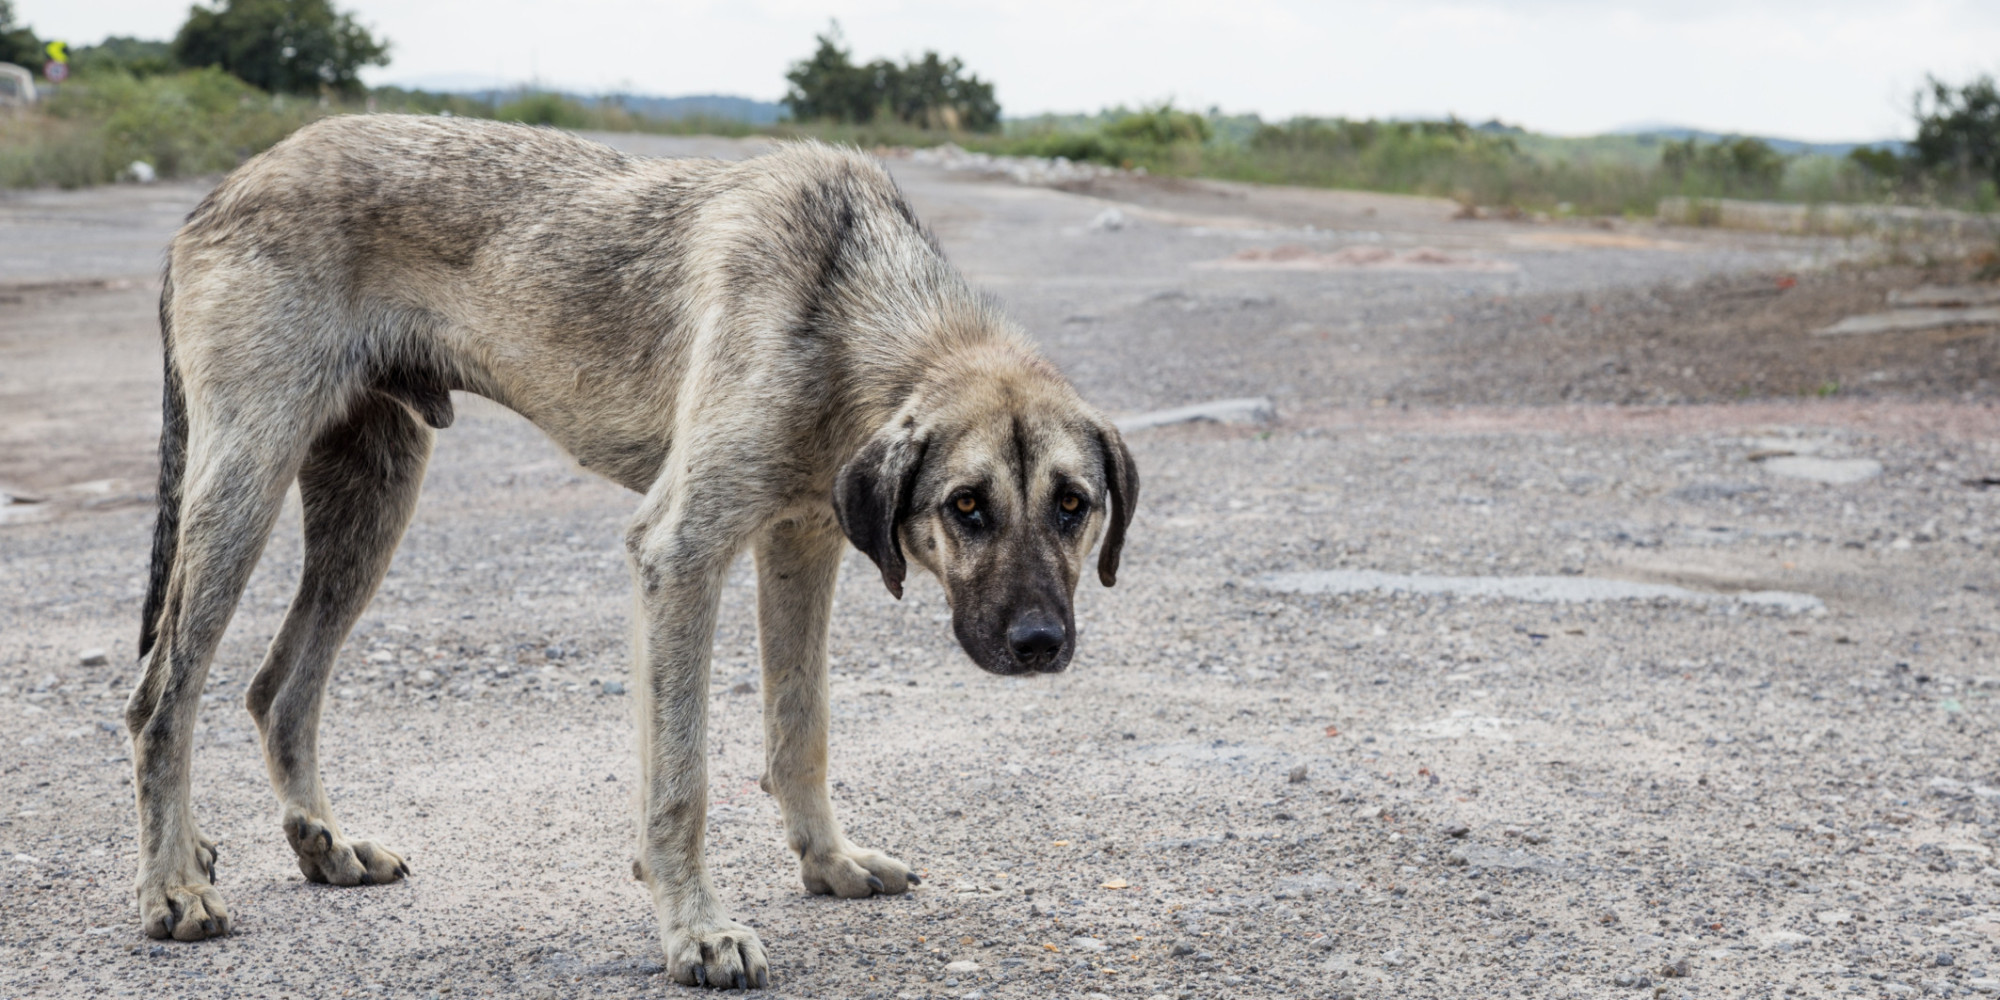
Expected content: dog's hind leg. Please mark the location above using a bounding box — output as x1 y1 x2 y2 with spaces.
129 402 312 941
753 516 918 898
246 392 430 887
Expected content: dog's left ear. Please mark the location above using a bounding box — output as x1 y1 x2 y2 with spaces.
1094 424 1139 587
835 423 929 599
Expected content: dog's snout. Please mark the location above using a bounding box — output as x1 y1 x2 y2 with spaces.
1007 614 1066 663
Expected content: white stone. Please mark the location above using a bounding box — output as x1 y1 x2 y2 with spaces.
1068 936 1107 953
943 959 979 974
1760 455 1884 485
1758 930 1814 951
1116 397 1277 433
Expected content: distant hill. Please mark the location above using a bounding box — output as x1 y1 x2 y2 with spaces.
1606 123 1905 157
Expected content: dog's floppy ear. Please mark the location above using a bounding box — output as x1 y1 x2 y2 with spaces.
835 424 929 599
1095 423 1139 587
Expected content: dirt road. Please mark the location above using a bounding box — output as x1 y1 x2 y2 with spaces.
3 133 1998 999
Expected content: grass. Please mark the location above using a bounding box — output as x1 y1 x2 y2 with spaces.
0 78 1977 222
0 68 323 188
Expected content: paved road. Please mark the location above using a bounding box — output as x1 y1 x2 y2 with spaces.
3 131 1997 999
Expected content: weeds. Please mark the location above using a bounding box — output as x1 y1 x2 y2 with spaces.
0 68 323 188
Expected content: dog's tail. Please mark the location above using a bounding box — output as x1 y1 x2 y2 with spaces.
139 262 187 660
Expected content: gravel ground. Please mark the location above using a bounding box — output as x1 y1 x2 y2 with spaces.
3 135 1999 999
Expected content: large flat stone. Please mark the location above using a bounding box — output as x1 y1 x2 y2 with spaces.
1116 397 1276 432
1887 285 2000 308
1817 306 2000 336
1256 568 1821 612
1759 455 1883 485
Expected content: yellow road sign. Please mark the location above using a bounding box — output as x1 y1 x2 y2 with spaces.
45 41 68 64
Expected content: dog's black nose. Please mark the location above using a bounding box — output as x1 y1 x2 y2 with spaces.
1007 615 1066 662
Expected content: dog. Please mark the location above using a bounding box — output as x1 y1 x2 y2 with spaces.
124 115 1138 989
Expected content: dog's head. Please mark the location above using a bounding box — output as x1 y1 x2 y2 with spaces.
835 355 1138 676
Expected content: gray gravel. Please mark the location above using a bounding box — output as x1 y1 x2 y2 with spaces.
3 133 1998 999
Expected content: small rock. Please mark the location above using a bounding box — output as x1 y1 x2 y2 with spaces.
1595 909 1620 925
1088 208 1127 231
1659 957 1690 978
601 680 627 696
1613 969 1653 988
729 681 757 695
78 648 109 666
1354 804 1385 820
1936 953 1955 967
1521 830 1548 845
1069 936 1107 953
1815 909 1852 926
944 959 979 974
1445 851 1468 867
1380 948 1405 968
121 160 158 183
1170 941 1195 957
1758 930 1814 952
1287 764 1309 784
1441 823 1471 838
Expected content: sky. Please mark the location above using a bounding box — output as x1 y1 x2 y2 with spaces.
23 1 2000 141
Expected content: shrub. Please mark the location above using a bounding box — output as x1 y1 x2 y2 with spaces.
0 68 322 187
495 91 588 128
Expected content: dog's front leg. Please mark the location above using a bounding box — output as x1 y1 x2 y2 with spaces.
627 501 768 990
754 517 919 897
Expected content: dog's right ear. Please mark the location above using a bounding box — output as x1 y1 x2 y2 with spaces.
834 424 928 599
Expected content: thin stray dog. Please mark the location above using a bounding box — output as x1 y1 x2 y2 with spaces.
125 115 1137 989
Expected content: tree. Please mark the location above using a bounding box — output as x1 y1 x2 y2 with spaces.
0 0 42 70
1911 73 2000 185
172 0 388 96
782 24 876 123
783 22 1000 132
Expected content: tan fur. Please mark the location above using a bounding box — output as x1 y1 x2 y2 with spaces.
126 115 1136 989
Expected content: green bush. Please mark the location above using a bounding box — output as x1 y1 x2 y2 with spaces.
495 91 589 128
0 68 323 187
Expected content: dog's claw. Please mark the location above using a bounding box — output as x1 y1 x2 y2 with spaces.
733 971 747 990
692 964 706 987
756 969 768 989
360 871 374 886
201 917 216 936
320 828 333 853
398 861 410 878
905 872 921 886
866 874 886 893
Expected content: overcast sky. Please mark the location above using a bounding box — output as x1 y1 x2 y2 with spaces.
26 1 1998 141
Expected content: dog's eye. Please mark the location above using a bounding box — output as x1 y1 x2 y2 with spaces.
955 495 978 515
1060 494 1081 513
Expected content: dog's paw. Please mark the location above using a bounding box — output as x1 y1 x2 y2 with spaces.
138 836 230 941
284 810 407 887
139 876 230 942
664 918 769 989
800 842 919 898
